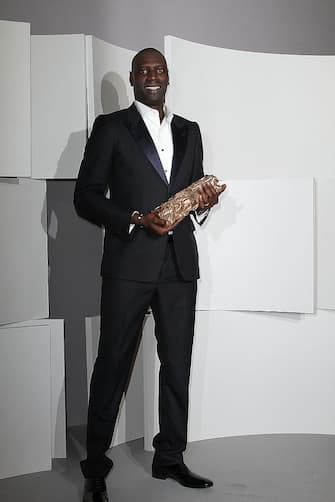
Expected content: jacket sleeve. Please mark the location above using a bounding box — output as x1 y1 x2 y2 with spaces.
191 122 210 226
73 115 132 237
191 122 204 182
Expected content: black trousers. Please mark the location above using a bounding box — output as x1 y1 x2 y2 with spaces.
80 240 197 478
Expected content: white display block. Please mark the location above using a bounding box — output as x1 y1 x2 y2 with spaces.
143 309 335 450
165 36 335 180
0 324 52 479
31 35 87 179
0 178 49 324
85 36 135 130
85 316 144 446
0 20 30 177
316 178 335 309
196 178 314 313
7 319 67 459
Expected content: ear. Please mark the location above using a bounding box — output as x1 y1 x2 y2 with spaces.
129 71 134 87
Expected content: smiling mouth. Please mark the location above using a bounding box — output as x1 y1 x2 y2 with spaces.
145 86 161 92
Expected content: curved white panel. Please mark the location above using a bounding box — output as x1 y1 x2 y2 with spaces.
0 20 30 177
85 36 135 130
165 36 335 180
143 310 335 449
188 310 335 440
165 37 319 312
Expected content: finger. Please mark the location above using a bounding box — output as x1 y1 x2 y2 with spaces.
198 184 209 205
202 182 213 194
203 182 217 198
149 212 168 227
197 183 207 197
148 222 169 235
198 197 208 209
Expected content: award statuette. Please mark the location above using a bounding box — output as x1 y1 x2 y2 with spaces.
154 175 225 226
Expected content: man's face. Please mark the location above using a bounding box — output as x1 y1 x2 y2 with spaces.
130 50 169 109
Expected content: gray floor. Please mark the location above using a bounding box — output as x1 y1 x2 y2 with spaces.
1 428 335 502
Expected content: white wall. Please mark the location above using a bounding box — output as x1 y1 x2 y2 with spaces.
8 319 67 459
0 324 52 478
166 36 335 311
143 309 335 449
31 34 87 179
0 20 30 177
195 179 314 312
0 178 49 325
85 36 134 128
165 37 335 180
316 178 335 309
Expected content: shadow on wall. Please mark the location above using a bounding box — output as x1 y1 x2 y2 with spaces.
47 178 102 427
101 72 130 114
56 131 87 179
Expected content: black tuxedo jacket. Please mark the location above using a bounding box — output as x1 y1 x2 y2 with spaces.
74 103 204 282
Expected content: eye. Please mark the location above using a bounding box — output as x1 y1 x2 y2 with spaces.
156 67 165 74
138 68 148 75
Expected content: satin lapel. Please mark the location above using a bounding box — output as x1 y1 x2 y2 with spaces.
170 118 188 187
127 105 168 185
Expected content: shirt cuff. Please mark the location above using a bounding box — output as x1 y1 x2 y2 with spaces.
194 207 209 225
129 210 144 233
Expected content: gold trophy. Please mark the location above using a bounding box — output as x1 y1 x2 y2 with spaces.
155 175 225 226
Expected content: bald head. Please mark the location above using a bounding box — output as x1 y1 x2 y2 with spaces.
131 48 167 73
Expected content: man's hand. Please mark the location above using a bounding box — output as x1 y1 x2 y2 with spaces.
141 212 184 235
198 182 226 210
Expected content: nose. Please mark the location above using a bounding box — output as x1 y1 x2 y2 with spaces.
147 67 159 80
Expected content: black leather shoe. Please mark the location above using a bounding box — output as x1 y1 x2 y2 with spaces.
83 477 109 501
152 463 213 488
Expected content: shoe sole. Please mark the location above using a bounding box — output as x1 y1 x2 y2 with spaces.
152 472 167 480
152 472 213 488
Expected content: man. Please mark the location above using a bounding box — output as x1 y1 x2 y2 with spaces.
74 47 224 502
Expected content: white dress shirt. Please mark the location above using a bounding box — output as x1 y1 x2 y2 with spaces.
135 100 174 182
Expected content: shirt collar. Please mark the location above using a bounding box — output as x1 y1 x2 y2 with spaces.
134 100 174 125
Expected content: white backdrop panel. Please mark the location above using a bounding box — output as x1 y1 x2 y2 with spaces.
143 310 335 450
0 20 30 177
0 324 51 478
6 319 66 459
31 35 87 179
85 316 144 446
86 36 135 130
316 178 335 309
195 178 314 312
165 36 335 180
0 178 49 324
